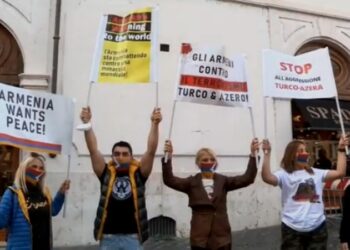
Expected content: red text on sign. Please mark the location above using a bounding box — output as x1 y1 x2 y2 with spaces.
280 62 312 75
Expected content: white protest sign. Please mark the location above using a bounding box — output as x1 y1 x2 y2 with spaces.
175 43 251 107
263 48 337 99
0 83 74 154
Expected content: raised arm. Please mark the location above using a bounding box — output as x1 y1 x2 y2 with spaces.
226 138 259 191
325 135 349 182
51 179 70 216
161 140 191 193
50 180 69 216
140 108 162 178
261 139 278 186
80 107 105 177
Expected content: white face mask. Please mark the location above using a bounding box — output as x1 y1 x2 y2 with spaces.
112 156 119 166
112 156 130 169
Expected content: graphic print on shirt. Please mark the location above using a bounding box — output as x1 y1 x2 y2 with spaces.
292 178 320 203
112 176 132 200
202 179 214 199
26 198 48 209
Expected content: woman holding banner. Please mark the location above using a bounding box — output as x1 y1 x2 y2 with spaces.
0 152 70 250
162 139 258 250
261 136 348 250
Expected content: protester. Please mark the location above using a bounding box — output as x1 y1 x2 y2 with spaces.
261 136 348 250
340 184 350 250
162 139 258 250
80 106 162 250
0 152 70 250
313 148 332 170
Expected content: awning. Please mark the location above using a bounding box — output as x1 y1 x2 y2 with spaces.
292 98 350 130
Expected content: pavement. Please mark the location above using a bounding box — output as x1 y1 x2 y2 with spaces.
0 217 342 250
52 216 342 250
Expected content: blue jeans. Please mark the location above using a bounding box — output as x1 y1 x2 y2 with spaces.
100 234 143 250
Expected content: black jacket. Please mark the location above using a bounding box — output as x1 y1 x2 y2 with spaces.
340 185 350 244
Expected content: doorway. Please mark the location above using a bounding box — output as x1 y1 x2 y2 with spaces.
0 23 24 242
292 39 350 217
292 39 350 165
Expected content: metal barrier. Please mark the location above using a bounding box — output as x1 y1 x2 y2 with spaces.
149 215 176 238
323 177 350 215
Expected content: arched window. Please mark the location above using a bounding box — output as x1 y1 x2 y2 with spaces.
296 39 350 100
0 23 23 243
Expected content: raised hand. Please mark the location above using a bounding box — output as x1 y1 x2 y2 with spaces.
250 138 259 157
151 107 162 125
164 140 173 160
80 106 92 124
338 134 349 151
262 139 271 155
59 179 70 194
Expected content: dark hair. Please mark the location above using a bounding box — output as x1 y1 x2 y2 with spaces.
318 148 327 158
111 141 133 155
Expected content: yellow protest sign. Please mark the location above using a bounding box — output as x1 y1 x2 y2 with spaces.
91 7 156 84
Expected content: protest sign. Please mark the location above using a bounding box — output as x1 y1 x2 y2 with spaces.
90 7 157 84
0 83 74 154
263 48 337 99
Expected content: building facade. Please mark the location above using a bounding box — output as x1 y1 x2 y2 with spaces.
0 0 350 246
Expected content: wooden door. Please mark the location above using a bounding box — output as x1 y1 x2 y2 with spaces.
0 24 23 242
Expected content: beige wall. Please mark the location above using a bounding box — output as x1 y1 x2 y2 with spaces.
1 0 350 246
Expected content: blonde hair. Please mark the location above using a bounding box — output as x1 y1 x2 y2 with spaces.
14 153 46 193
195 148 217 166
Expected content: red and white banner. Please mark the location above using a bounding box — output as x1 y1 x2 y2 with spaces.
175 43 251 107
263 48 337 99
0 83 74 154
